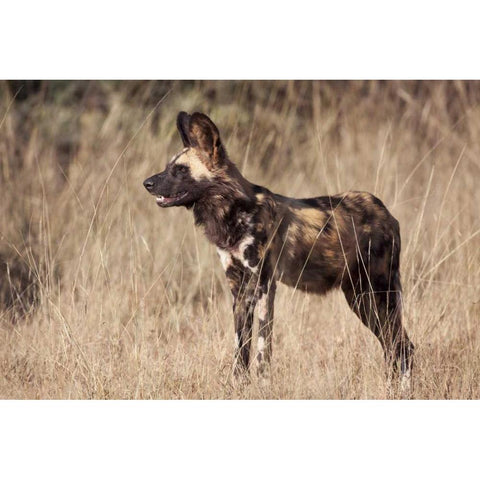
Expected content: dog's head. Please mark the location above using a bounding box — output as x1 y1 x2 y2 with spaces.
143 111 228 208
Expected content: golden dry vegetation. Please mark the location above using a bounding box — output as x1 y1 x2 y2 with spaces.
1 80 479 399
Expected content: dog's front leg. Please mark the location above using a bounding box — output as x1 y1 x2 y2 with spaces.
232 289 256 377
256 278 276 377
218 253 257 379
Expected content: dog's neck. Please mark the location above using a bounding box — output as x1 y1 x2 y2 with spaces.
193 184 256 250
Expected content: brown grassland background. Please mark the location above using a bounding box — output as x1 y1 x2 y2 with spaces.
1 80 479 399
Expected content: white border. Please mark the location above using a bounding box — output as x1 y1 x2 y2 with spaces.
1 400 479 479
1 1 480 78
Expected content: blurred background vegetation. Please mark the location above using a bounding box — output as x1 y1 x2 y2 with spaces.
3 79 480 318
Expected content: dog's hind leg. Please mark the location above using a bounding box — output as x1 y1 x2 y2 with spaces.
342 279 414 396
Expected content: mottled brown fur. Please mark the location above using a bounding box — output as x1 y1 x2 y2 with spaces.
144 112 414 386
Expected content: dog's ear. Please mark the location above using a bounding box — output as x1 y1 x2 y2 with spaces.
176 111 191 147
188 112 225 168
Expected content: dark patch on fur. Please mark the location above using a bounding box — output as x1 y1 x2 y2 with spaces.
371 195 387 209
244 244 260 268
299 195 345 210
194 195 256 249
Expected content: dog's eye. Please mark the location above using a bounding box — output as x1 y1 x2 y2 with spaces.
175 165 188 175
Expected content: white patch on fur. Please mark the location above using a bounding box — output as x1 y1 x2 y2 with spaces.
174 149 214 181
234 333 240 349
400 369 412 393
217 248 232 271
233 234 258 273
257 336 265 354
257 293 268 320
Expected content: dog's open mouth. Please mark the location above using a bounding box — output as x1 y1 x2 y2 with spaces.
156 191 188 206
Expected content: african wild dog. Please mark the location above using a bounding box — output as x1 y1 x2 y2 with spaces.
143 112 414 390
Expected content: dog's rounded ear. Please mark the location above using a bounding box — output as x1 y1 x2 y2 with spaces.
177 111 192 147
188 112 224 166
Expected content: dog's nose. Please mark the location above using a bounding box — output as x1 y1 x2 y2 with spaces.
143 178 154 191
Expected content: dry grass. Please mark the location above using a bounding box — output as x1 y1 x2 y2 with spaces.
1 80 479 399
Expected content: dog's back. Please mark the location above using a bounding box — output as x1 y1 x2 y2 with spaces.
253 188 400 296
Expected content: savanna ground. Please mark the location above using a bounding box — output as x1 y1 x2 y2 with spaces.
0 80 479 399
